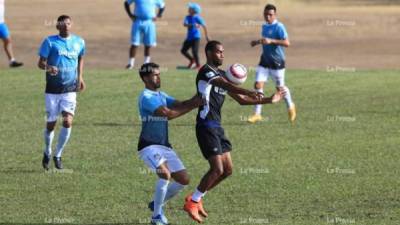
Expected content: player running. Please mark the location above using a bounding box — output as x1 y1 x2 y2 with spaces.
124 0 165 69
183 40 284 223
0 0 23 67
137 63 205 225
38 15 86 170
247 4 296 123
181 2 209 69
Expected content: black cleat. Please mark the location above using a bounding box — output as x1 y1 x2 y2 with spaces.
53 157 63 170
9 61 24 68
42 154 50 170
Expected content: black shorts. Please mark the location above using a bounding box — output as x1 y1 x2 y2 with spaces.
196 124 232 159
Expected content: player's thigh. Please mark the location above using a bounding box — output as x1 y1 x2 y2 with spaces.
221 152 233 175
45 94 61 122
139 145 168 173
143 21 156 47
181 40 191 52
131 21 142 46
269 68 286 87
164 148 186 173
196 125 224 160
255 66 268 88
59 92 77 117
0 23 10 39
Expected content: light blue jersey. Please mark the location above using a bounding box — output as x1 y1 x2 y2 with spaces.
184 15 205 41
38 34 85 94
259 20 288 69
138 89 175 151
126 0 165 20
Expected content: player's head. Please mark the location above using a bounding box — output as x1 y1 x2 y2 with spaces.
263 4 277 24
56 15 72 35
139 63 161 90
205 40 224 67
188 3 201 15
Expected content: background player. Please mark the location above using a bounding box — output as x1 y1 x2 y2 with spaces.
38 15 86 170
183 40 284 223
0 0 23 67
247 4 296 123
181 2 209 69
124 0 165 69
137 63 204 225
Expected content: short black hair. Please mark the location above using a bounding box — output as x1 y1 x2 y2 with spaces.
264 4 276 12
205 40 222 56
139 63 159 80
57 15 71 22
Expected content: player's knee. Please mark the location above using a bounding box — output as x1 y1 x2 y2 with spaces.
157 169 171 180
179 176 190 186
211 166 224 177
224 167 233 177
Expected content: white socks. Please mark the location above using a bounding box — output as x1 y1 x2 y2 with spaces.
144 56 151 64
282 86 294 109
191 188 206 202
153 179 169 217
254 88 263 115
55 127 72 158
43 129 55 156
129 58 135 67
164 182 186 203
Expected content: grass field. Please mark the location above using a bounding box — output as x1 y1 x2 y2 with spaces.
0 68 399 225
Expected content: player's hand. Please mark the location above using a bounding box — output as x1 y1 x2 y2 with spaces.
270 90 285 103
247 90 264 101
78 79 86 92
250 40 259 47
46 66 58 76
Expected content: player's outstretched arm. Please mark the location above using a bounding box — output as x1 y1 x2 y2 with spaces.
202 25 210 42
228 91 283 105
154 95 205 120
211 77 263 100
250 38 290 48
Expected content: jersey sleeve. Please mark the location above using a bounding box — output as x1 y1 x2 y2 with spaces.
196 16 205 26
142 94 163 115
278 24 288 40
164 93 176 108
200 70 219 84
38 38 51 58
126 0 135 5
156 0 165 8
79 39 86 57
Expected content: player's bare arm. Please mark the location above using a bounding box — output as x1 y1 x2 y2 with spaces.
38 57 58 75
154 95 205 120
228 90 283 105
251 38 290 47
202 25 210 42
78 56 85 92
210 77 263 100
124 1 135 21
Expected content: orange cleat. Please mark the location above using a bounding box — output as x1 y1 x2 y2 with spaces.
185 195 208 218
184 194 203 223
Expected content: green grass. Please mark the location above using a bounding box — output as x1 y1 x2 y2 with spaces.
0 68 399 225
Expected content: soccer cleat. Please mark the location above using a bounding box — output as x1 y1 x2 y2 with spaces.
288 104 296 122
125 64 134 70
148 201 154 211
247 114 263 123
183 195 203 223
9 61 23 68
151 214 169 225
53 157 63 170
187 60 195 69
185 195 208 218
148 201 168 224
42 154 50 170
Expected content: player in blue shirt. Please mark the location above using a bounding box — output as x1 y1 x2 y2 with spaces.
248 4 296 123
137 63 204 225
37 15 86 170
0 0 23 67
124 0 165 69
181 3 209 69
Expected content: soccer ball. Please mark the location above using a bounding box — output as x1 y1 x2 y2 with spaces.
225 63 247 85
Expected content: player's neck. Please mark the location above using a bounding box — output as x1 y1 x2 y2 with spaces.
206 62 219 70
59 32 70 38
145 85 158 92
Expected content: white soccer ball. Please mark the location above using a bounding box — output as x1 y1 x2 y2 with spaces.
225 63 247 85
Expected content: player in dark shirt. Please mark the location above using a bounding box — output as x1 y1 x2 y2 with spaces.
183 40 284 223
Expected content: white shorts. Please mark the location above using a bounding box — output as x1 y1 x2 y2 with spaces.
138 145 185 173
255 66 286 87
45 92 77 122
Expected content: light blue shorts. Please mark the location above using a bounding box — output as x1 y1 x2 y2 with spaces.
131 19 156 47
0 23 10 39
